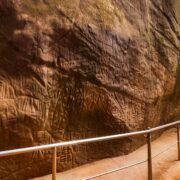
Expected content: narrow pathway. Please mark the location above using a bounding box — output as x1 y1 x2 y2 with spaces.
32 128 179 180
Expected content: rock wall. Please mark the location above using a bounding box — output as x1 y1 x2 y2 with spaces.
0 0 179 179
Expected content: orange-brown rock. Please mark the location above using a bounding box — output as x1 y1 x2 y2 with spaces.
0 0 179 179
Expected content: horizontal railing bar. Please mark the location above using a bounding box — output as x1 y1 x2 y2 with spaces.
0 130 148 157
0 120 179 158
150 121 180 132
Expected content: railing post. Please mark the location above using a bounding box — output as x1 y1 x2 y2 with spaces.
147 128 152 180
52 147 57 180
177 124 180 161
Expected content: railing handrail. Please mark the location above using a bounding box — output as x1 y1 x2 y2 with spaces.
0 120 180 158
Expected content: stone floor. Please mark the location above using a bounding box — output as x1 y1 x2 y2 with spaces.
32 128 179 180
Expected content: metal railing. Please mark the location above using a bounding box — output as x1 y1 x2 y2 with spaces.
0 120 180 180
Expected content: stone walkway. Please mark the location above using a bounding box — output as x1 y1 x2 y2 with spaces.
32 128 179 180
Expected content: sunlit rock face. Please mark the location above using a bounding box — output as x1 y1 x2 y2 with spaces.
0 0 179 179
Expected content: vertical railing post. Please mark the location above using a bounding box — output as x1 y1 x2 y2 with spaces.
52 147 57 180
177 124 180 160
147 128 152 180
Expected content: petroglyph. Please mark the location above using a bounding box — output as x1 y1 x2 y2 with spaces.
0 0 179 179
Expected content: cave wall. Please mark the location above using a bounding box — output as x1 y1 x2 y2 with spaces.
0 0 179 179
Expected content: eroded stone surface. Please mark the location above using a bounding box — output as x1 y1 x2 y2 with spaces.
0 0 179 179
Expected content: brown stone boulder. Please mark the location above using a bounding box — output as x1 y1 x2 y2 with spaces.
0 0 179 179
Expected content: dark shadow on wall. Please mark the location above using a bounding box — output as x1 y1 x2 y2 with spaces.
0 1 36 79
0 0 56 85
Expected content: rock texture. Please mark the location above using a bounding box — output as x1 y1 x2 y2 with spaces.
0 0 179 179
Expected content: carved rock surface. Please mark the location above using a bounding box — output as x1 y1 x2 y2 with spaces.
0 0 179 179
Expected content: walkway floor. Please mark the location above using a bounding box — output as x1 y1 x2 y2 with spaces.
32 128 180 180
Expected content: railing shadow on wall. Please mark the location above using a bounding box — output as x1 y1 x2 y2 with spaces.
0 120 180 180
